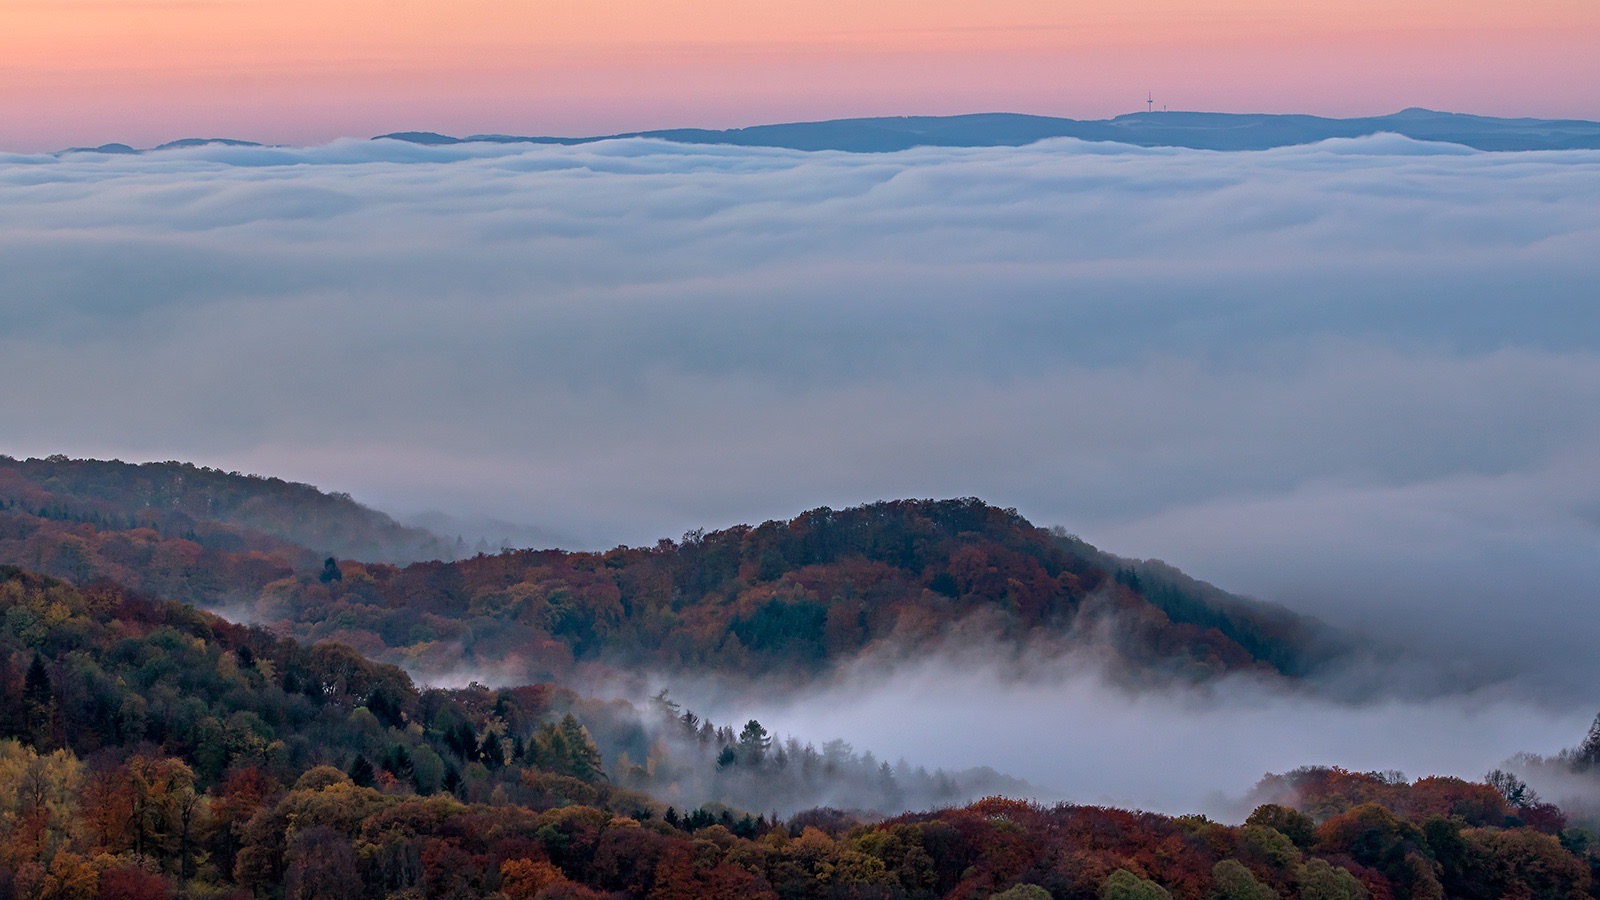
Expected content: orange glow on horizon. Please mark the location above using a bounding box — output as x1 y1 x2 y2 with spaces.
2 0 1596 150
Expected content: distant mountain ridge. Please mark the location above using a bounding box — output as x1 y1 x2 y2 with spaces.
379 109 1600 152
58 137 263 155
48 109 1600 156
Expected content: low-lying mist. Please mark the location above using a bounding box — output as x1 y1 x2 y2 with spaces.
639 639 1597 821
245 557 1599 821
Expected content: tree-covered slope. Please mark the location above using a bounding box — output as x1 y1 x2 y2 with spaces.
2 538 1598 897
3 563 1597 900
0 564 1041 897
0 456 1348 687
0 455 450 565
262 498 1348 685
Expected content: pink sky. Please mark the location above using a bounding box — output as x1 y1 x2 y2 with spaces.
2 0 1596 151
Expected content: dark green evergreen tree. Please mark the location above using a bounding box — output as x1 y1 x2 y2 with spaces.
480 731 504 769
737 719 771 765
349 754 376 788
22 652 53 744
319 557 343 584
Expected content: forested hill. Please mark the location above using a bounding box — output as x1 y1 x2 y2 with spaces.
0 455 451 564
0 455 1345 685
0 563 1017 851
2 562 1596 900
293 498 1344 684
3 460 1599 898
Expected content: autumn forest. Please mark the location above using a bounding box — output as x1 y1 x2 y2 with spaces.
1 455 1598 900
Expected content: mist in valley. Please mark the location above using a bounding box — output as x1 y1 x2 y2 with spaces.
540 592 1600 821
681 650 1595 820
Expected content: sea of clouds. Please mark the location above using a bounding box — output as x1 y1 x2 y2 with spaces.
3 134 1599 808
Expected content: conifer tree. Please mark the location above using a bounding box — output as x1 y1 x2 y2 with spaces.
1576 712 1600 771
348 755 375 788
22 652 53 745
737 719 771 765
558 714 603 781
480 731 505 769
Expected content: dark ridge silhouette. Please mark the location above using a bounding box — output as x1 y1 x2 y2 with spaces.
49 109 1600 157
54 137 263 156
153 137 264 151
58 142 139 155
373 108 1600 153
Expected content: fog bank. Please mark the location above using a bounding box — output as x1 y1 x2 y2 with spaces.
681 648 1595 819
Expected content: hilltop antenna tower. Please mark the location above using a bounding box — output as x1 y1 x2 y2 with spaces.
1147 91 1154 113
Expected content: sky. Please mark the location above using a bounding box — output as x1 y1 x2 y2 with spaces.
3 0 1599 151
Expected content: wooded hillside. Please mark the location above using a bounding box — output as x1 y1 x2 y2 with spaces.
0 459 1346 687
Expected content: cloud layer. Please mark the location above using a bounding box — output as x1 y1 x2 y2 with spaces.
3 135 1599 712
